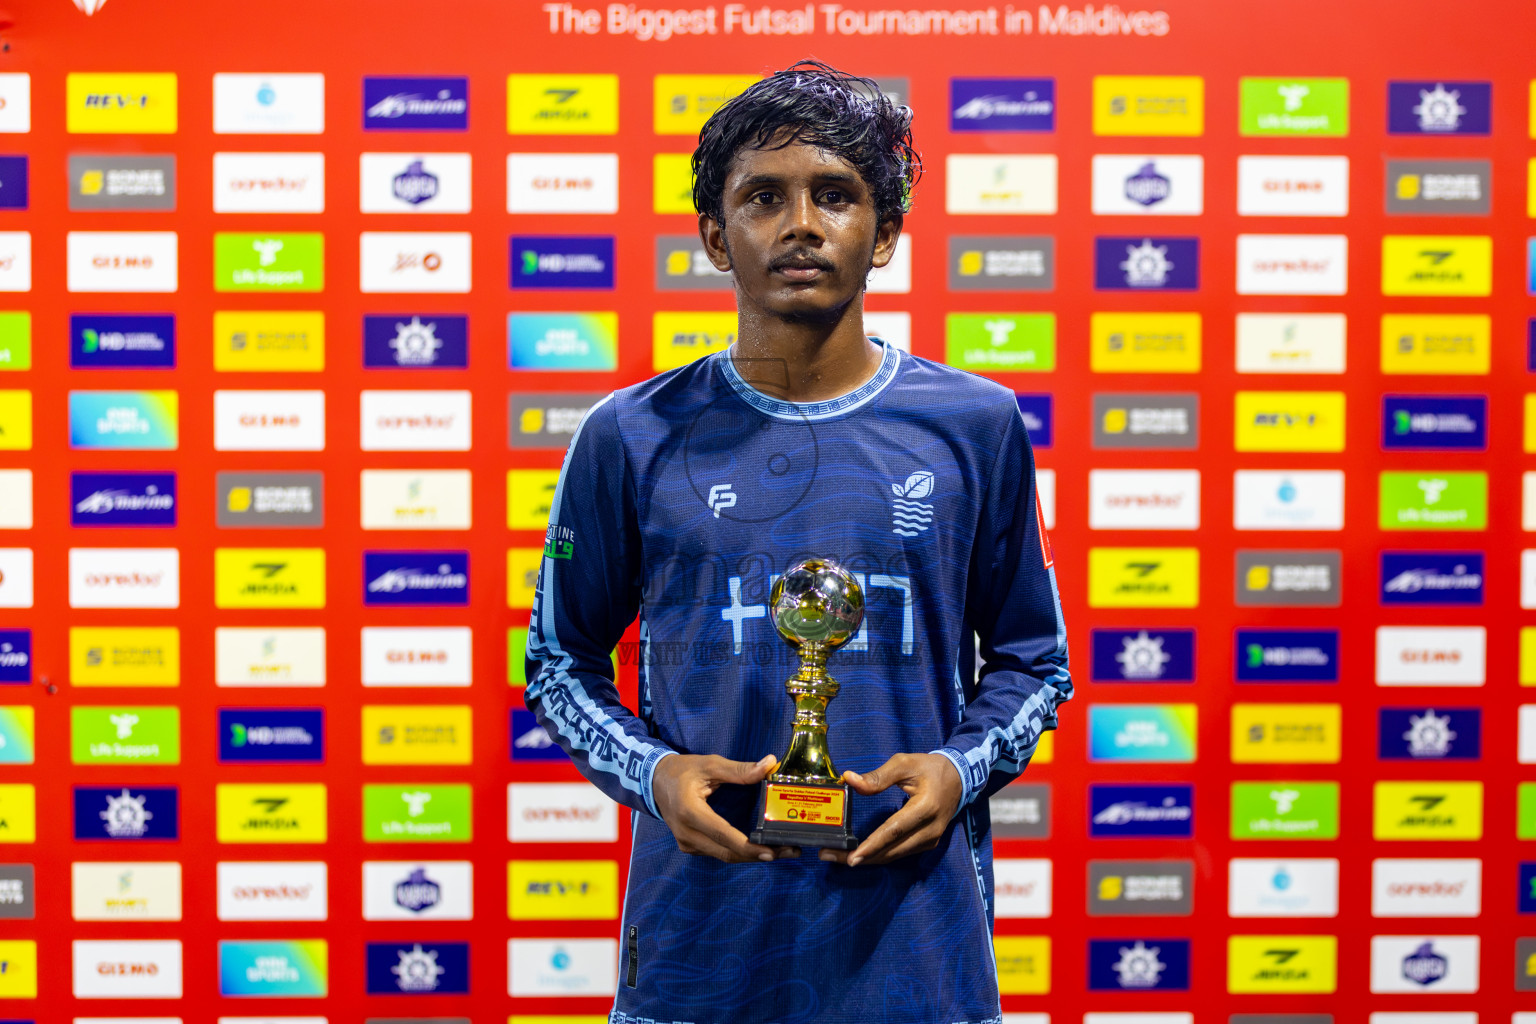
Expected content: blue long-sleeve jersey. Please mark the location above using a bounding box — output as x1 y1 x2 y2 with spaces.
525 338 1072 1024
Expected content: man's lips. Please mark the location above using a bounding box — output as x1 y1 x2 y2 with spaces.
770 254 835 282
775 265 824 281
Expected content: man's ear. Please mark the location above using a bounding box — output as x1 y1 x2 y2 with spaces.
699 213 732 272
870 213 904 269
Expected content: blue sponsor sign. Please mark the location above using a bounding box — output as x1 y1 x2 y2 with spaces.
1378 706 1481 761
1090 628 1194 683
0 629 30 684
73 785 179 840
1528 318 1536 371
218 708 326 764
0 157 27 210
362 314 469 368
365 941 470 994
510 708 567 762
363 76 469 131
1088 784 1193 838
363 551 469 606
511 236 615 290
1014 393 1053 449
1529 238 1536 296
1093 237 1199 291
70 472 177 527
1382 395 1487 450
1380 551 1484 606
1520 863 1536 913
1234 629 1339 683
1388 81 1491 135
949 78 1055 132
70 314 176 369
1088 937 1191 991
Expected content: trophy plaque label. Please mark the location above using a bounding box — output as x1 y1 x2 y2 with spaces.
763 784 846 827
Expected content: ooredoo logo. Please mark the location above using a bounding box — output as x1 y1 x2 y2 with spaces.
68 548 179 609
359 390 471 451
507 782 618 842
216 861 327 921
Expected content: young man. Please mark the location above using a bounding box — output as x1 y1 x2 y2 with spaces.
525 60 1071 1024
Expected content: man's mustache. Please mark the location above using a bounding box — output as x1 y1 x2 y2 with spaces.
769 250 836 272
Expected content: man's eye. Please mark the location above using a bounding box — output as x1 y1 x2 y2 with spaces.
820 190 846 204
751 191 778 204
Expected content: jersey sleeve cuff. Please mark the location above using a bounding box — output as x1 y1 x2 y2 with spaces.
641 748 677 819
932 746 984 811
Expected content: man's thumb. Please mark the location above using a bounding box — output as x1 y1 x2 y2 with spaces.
718 754 776 784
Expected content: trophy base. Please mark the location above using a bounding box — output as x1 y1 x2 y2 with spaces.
749 779 859 851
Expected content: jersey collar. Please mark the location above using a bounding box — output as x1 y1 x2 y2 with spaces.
714 337 901 422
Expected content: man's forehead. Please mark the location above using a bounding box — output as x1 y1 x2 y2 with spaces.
725 139 863 183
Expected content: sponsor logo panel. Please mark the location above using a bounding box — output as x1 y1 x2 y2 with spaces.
1090 628 1194 683
507 73 618 134
1371 859 1481 917
1231 703 1340 762
1088 470 1199 530
1231 782 1339 840
1239 78 1349 136
1088 705 1196 763
1087 548 1199 608
1388 81 1490 135
993 935 1050 995
1233 391 1345 452
69 548 179 609
214 232 323 293
217 472 323 528
213 151 325 213
0 73 30 134
216 861 327 921
70 706 177 764
1227 935 1337 993
1369 935 1479 993
945 154 1057 214
1094 236 1199 290
1375 626 1485 686
74 786 179 841
508 938 617 997
1237 157 1349 217
69 390 178 450
362 860 473 920
363 551 469 606
0 232 29 292
655 233 732 290
361 705 471 765
1089 312 1200 372
1235 234 1348 295
1235 630 1339 683
70 626 179 687
0 547 30 607
363 76 468 131
213 73 325 134
359 231 470 293
359 390 471 451
71 472 177 527
507 782 620 843
361 626 471 687
71 862 176 921
1233 470 1344 531
1090 155 1203 215
1381 314 1489 374
215 783 327 843
512 235 614 289
67 73 177 134
213 548 325 609
509 392 603 450
214 627 325 688
0 311 29 370
508 153 618 214
1093 75 1204 136
71 938 182 998
950 78 1055 132
218 940 328 996
1381 235 1492 297
1228 859 1339 917
218 708 324 764
1381 552 1483 606
1373 781 1483 840
213 310 324 372
993 858 1053 918
364 784 472 842
71 314 176 369
359 152 470 213
1092 393 1199 450
1235 550 1341 607
0 707 30 764
0 784 34 842
0 629 28 684
1235 313 1346 374
509 859 620 920
947 236 1054 292
1386 159 1490 215
654 73 757 134
944 313 1054 371
1379 471 1486 530
1382 395 1486 450
359 470 471 531
653 310 737 371
510 313 618 371
69 154 174 211
1088 937 1190 991
1087 860 1192 916
363 313 468 368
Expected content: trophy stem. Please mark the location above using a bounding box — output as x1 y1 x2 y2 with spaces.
773 642 841 784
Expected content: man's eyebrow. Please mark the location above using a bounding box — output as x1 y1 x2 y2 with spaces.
731 170 864 189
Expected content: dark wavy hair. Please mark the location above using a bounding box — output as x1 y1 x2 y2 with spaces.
691 59 921 225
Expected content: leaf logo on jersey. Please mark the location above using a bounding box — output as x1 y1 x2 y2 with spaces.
891 471 934 537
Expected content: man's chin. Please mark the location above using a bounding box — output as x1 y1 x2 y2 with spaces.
753 292 859 326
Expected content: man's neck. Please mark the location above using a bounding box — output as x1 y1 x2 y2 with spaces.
729 297 884 404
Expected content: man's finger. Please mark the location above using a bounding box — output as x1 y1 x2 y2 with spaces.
675 829 744 863
705 753 777 787
856 822 947 865
842 754 911 795
847 798 930 866
683 800 775 862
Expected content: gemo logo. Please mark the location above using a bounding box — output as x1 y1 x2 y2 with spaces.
1404 649 1460 663
97 961 158 974
533 176 594 190
91 255 152 268
387 649 448 663
238 413 298 427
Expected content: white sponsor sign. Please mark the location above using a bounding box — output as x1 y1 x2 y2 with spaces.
0 74 31 133
1233 470 1345 531
946 154 1057 214
1520 705 1536 764
360 469 472 530
80 1019 187 1024
67 232 176 293
361 627 472 687
1000 1016 1050 1024
1088 469 1199 530
1084 1017 1192 1024
1237 156 1350 216
360 153 471 213
0 469 32 528
507 782 620 843
216 862 328 921
863 312 910 353
1372 859 1481 918
72 862 182 921
1522 549 1536 609
1091 155 1204 215
359 231 471 293
993 858 1052 918
1236 234 1348 295
0 232 29 292
69 548 179 609
215 627 326 687
1525 471 1536 531
216 1018 328 1024
72 939 184 998
213 73 325 134
214 390 326 451
0 547 31 608
359 390 471 451
1036 468 1056 530
508 938 617 996
865 235 911 294
361 860 473 920
1376 626 1486 686
1235 312 1347 374
507 153 618 214
1370 1015 1477 1024
1228 858 1339 917
212 153 326 214
1369 934 1479 993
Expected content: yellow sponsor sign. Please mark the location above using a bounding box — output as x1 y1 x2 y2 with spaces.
1521 627 1536 684
510 1018 610 1024
1381 235 1492 296
0 939 37 997
654 312 737 371
67 72 178 134
0 390 31 450
507 470 559 530
213 311 325 372
654 74 757 134
361 705 472 765
1380 314 1490 375
1527 396 1536 453
1231 703 1341 764
1227 935 1337 994
1090 313 1202 372
1233 391 1345 452
1373 780 1482 840
508 547 542 609
70 626 180 687
653 153 696 214
1033 730 1054 764
508 859 619 920
994 935 1050 994
1087 547 1199 608
508 74 619 135
0 784 34 843
1528 157 1536 217
1093 75 1204 136
215 548 326 609
216 782 327 843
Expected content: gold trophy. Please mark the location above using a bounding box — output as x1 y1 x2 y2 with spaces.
749 558 863 851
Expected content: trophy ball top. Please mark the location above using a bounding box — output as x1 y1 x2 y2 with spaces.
770 558 865 649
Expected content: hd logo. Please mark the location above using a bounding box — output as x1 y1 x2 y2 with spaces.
1227 935 1337 993
214 548 326 608
215 783 327 843
1373 781 1482 839
1087 548 1199 608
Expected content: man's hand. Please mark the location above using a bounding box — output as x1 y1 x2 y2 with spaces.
820 753 964 866
653 753 800 863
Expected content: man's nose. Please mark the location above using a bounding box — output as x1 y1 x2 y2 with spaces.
779 190 824 243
